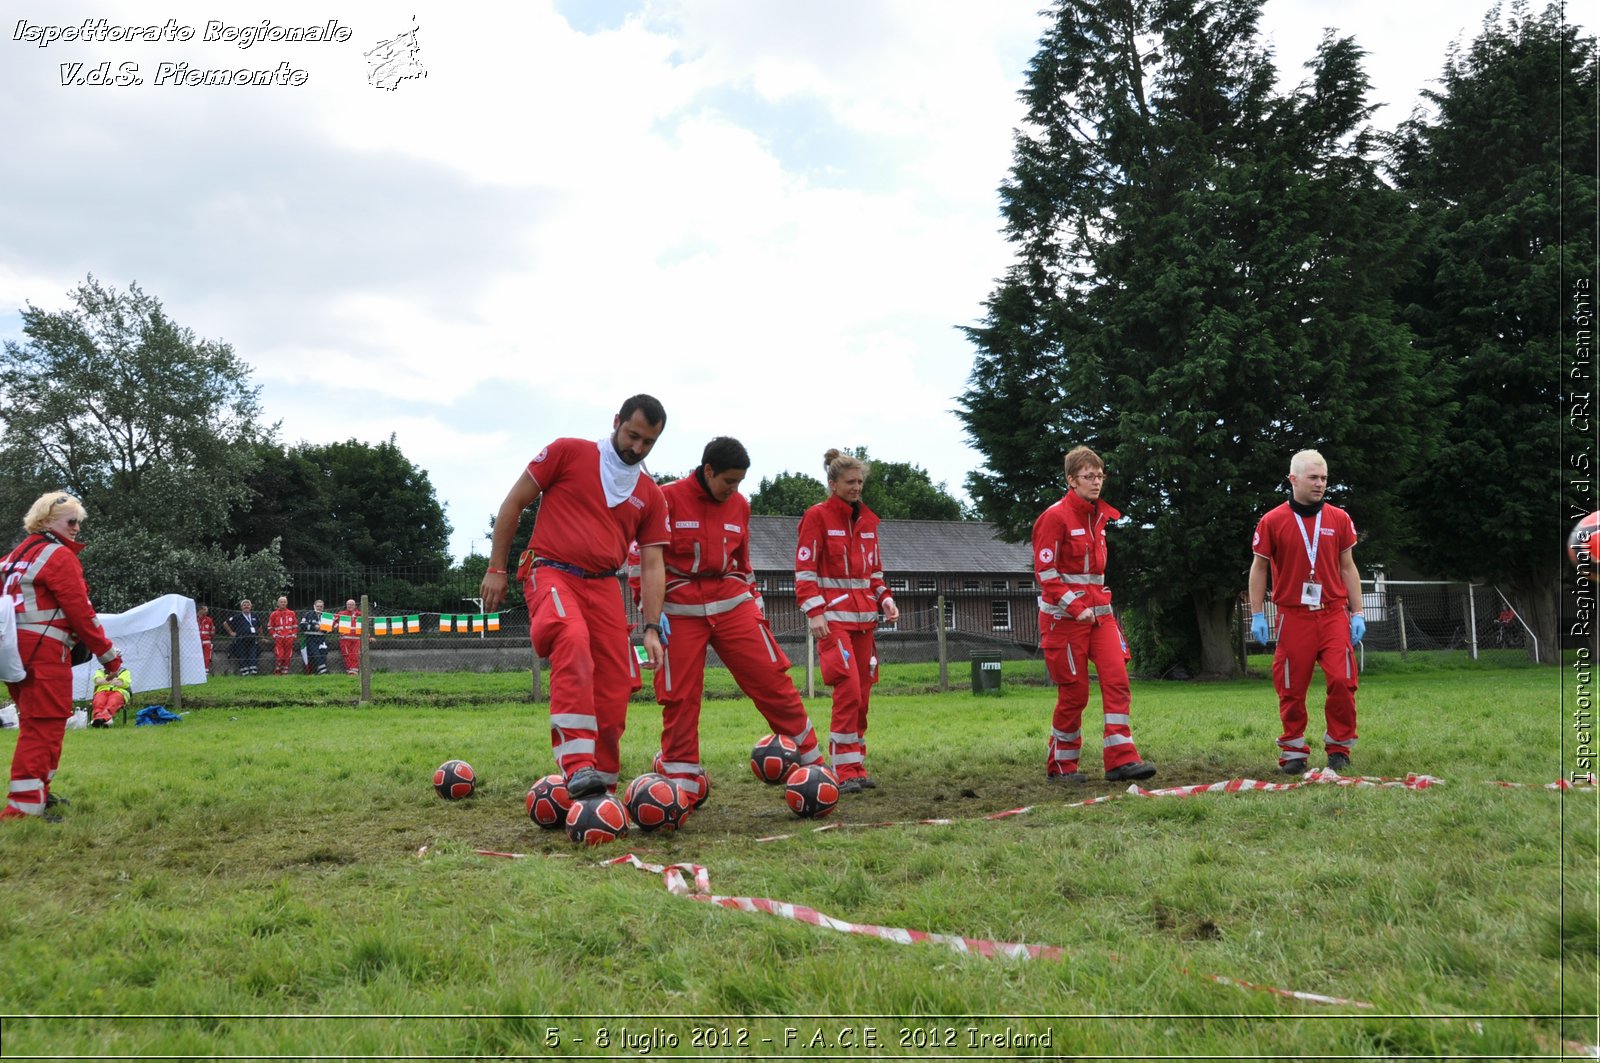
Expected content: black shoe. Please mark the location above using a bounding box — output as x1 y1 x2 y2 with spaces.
40 812 63 824
44 792 68 808
1048 772 1090 785
837 777 867 794
1326 753 1350 773
1281 760 1307 775
1105 760 1157 782
566 767 605 799
858 776 877 789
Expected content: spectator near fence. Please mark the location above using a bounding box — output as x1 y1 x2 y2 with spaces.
268 596 298 675
197 604 214 673
335 599 361 675
480 394 670 800
300 598 330 674
224 599 260 676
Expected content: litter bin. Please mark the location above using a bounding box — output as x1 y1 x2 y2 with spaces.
970 651 1003 695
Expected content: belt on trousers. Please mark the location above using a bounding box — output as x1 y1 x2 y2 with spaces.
534 558 619 580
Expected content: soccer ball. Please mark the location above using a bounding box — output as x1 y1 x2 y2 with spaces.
525 773 572 830
784 764 840 819
750 733 802 785
1570 511 1600 575
432 759 476 800
565 794 630 846
623 772 685 833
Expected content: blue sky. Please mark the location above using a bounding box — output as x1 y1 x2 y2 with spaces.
0 0 1554 560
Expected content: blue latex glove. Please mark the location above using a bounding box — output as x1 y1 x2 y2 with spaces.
653 614 671 645
1349 613 1366 645
1250 612 1270 644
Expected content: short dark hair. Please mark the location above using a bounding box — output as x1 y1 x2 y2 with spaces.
701 436 750 474
618 394 666 428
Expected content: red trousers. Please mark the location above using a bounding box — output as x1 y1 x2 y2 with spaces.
655 602 820 800
3 642 72 819
339 637 360 674
1273 608 1358 768
273 637 296 674
821 628 877 781
527 568 640 791
91 688 126 725
201 641 213 672
1042 615 1143 775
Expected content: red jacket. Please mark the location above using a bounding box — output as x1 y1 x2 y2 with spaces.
268 607 298 640
197 614 214 645
1 532 115 666
1033 491 1120 621
336 608 362 640
628 474 760 617
795 494 890 631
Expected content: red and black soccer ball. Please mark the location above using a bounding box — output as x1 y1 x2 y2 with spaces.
525 773 572 829
784 764 839 819
750 733 802 785
432 759 477 800
1570 511 1600 577
623 772 685 833
565 794 630 846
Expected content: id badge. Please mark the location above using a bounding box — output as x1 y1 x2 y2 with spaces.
1300 581 1323 609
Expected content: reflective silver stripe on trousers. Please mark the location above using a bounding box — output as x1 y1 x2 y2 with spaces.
1280 749 1309 762
1104 713 1130 726
1061 573 1104 585
1103 734 1135 748
553 738 596 758
830 731 858 744
599 770 620 787
1322 732 1356 748
1051 728 1081 742
1066 646 1077 675
759 626 779 662
1280 737 1309 750
824 610 879 623
550 587 566 618
832 751 864 766
663 592 751 618
819 577 871 589
551 713 597 730
660 760 700 775
1053 748 1080 762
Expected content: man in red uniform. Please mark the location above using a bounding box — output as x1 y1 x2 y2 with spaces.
1248 449 1365 774
197 604 215 673
268 595 298 675
335 599 361 674
628 437 823 805
795 449 899 793
1033 446 1157 784
481 394 671 802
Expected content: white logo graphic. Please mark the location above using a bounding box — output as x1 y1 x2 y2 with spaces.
533 447 548 463
366 17 426 91
1038 547 1054 563
797 546 812 561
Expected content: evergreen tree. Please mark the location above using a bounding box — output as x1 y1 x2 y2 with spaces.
959 0 1426 675
1391 2 1596 662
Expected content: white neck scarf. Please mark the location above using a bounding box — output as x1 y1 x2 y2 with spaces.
596 436 643 507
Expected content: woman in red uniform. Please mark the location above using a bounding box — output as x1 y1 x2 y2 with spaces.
629 437 823 805
1 492 123 821
795 449 898 793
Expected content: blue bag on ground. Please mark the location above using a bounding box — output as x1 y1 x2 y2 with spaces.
135 705 182 726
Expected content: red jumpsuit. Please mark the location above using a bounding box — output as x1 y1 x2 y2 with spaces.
628 474 822 803
268 607 298 675
1 533 115 819
1252 501 1359 769
521 438 669 792
795 494 889 783
336 608 361 674
197 613 214 672
1033 491 1145 776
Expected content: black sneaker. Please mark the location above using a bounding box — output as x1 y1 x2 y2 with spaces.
44 792 68 808
858 776 878 789
1105 760 1157 782
1281 760 1308 775
837 777 867 794
565 767 605 799
1048 772 1090 785
1326 753 1350 773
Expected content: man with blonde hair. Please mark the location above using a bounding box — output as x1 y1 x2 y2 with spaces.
1248 449 1365 774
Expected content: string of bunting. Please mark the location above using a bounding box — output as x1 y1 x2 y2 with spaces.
314 611 502 636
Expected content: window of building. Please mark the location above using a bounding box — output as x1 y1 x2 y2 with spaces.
776 578 794 592
963 579 979 592
888 578 908 593
943 599 955 630
918 579 937 592
755 578 768 592
991 599 1012 631
991 580 1008 592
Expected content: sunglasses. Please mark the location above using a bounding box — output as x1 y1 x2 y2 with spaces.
65 518 81 527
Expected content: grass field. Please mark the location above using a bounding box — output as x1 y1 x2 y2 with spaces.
0 657 1593 1059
